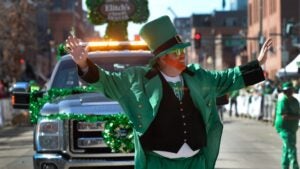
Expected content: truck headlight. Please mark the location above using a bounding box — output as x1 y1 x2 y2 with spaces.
36 119 63 151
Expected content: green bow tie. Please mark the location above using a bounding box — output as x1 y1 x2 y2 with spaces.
168 81 184 100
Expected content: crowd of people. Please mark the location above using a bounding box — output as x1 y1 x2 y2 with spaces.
219 78 300 122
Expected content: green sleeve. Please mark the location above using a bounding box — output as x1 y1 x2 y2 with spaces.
209 60 264 97
210 66 245 97
78 59 130 101
276 96 287 115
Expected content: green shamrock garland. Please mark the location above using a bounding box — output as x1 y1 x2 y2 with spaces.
29 87 134 152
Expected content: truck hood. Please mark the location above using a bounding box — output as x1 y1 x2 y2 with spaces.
40 92 123 116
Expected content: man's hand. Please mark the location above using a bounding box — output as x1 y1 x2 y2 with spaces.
66 35 88 69
257 38 273 65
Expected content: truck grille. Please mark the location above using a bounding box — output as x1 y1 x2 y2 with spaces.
70 120 112 153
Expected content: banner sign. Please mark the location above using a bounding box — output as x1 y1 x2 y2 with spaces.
99 0 136 21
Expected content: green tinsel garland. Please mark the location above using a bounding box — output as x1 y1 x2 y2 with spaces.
29 87 134 152
56 43 68 61
29 86 96 123
103 114 134 153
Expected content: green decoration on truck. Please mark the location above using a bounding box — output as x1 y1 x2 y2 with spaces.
29 87 134 152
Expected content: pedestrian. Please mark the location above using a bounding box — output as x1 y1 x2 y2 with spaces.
0 80 5 99
66 15 273 169
261 80 275 121
216 94 229 121
274 81 300 169
229 90 239 117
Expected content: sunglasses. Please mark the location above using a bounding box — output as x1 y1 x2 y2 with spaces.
169 48 185 57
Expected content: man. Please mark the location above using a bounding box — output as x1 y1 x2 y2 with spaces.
229 90 239 117
275 82 300 169
66 15 272 169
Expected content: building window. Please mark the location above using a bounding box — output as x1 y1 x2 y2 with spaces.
248 4 252 25
52 0 61 10
269 27 276 54
222 17 238 27
263 0 267 18
253 0 258 23
269 0 276 14
203 17 211 27
269 0 272 14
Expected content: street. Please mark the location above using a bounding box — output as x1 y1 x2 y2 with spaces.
0 126 33 169
0 116 298 169
216 116 283 169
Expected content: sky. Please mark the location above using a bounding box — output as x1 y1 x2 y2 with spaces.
82 0 232 40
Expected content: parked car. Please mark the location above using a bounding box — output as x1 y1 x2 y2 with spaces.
12 41 152 169
10 82 31 109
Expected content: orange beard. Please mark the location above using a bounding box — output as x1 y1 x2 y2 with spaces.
162 56 186 72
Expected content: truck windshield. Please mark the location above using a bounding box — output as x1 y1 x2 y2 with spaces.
51 55 151 88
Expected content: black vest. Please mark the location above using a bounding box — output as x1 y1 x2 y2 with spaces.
140 73 207 153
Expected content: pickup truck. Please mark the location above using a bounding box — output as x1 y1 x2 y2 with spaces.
12 42 152 169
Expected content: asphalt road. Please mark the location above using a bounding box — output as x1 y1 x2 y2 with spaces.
216 116 283 169
0 116 298 169
0 126 34 169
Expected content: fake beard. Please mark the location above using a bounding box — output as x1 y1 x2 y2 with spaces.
162 56 186 72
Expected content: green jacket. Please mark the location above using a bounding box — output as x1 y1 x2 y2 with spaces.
229 90 239 100
80 59 264 169
275 94 300 133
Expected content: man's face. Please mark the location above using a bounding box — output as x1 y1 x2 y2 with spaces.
283 88 293 97
159 48 186 72
165 48 185 64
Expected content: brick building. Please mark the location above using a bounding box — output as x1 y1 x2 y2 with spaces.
189 10 247 70
48 0 97 43
35 0 98 80
247 0 300 80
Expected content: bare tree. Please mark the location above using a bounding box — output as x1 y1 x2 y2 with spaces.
0 0 38 82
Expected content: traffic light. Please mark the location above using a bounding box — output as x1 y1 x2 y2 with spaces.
19 58 25 64
194 32 202 49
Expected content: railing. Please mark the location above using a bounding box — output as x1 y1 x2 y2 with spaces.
224 91 300 122
0 98 13 127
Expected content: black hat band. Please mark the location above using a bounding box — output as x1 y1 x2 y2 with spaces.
153 35 183 56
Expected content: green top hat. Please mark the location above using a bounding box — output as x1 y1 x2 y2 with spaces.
139 15 191 60
282 81 293 90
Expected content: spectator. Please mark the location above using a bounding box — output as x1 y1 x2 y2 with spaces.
274 81 300 169
229 90 239 117
216 94 229 121
261 80 275 121
20 62 36 82
0 80 5 98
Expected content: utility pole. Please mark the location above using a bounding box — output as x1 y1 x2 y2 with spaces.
258 0 263 50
